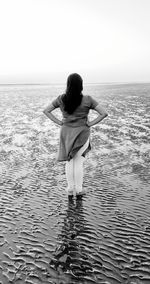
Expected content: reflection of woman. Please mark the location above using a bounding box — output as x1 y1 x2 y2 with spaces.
43 73 108 197
50 198 92 278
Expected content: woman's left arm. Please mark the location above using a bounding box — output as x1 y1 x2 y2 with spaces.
43 103 63 126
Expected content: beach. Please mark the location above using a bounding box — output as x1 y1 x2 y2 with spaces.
0 83 150 284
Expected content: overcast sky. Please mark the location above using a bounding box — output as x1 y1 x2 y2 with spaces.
0 0 150 84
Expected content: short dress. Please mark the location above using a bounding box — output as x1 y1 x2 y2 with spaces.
52 95 99 161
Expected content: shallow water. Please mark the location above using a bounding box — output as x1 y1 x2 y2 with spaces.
0 83 150 283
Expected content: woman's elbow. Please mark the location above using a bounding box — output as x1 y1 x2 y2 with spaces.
103 112 108 118
43 109 49 116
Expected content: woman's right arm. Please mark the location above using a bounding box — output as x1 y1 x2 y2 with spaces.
87 104 108 127
43 103 63 126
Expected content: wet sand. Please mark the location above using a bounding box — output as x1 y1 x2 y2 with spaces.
0 83 150 283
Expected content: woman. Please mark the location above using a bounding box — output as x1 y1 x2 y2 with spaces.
43 73 108 197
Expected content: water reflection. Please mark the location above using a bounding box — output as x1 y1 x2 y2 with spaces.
50 196 93 279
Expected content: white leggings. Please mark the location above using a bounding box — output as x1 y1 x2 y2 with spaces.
65 139 89 194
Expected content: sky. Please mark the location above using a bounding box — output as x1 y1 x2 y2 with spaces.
0 0 150 84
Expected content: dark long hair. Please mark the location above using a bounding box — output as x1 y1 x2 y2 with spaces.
62 73 83 114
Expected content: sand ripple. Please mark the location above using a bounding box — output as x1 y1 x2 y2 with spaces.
0 84 150 283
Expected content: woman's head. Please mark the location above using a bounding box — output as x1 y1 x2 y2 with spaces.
66 73 83 94
62 73 83 114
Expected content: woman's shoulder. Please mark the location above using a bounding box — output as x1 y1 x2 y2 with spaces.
82 94 95 100
52 94 64 108
83 95 97 103
57 94 66 101
82 95 99 108
82 95 91 103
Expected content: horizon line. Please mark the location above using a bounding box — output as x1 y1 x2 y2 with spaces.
0 81 150 86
